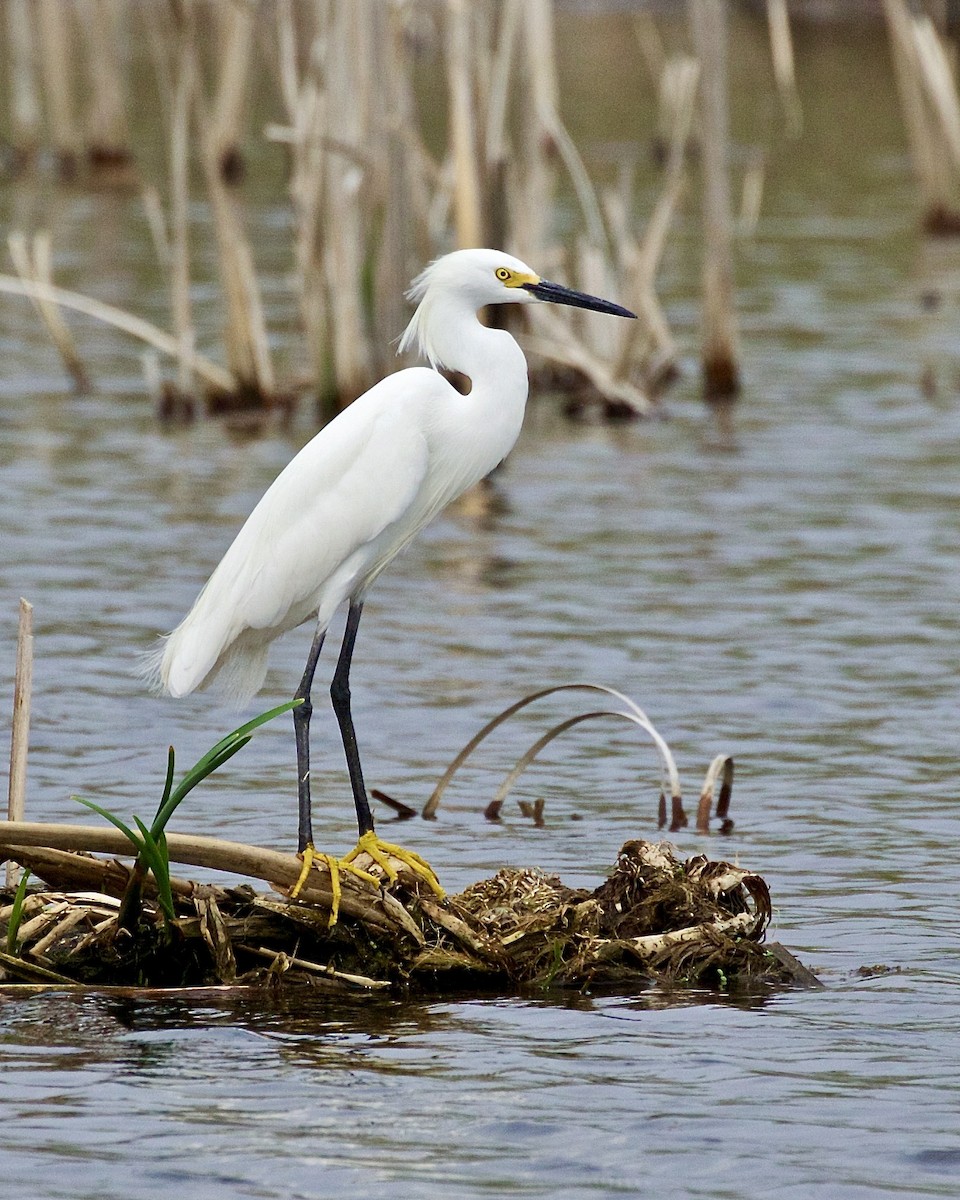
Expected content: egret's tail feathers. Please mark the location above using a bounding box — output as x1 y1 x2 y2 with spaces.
148 623 270 707
205 634 271 707
138 637 169 697
155 619 220 698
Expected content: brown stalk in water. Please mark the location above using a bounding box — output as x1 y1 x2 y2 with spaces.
697 755 734 834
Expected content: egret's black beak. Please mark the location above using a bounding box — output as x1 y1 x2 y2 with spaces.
522 279 636 319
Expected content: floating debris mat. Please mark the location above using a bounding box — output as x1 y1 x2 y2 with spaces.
0 830 819 994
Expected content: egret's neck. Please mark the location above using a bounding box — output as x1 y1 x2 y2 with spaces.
429 300 529 401
421 298 529 475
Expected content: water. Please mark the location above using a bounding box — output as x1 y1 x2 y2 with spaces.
2 14 960 1199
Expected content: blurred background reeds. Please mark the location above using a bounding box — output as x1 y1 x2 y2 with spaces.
1 0 959 425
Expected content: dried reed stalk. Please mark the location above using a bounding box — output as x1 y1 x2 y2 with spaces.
883 0 960 234
525 318 650 414
317 0 379 406
511 3 554 262
633 12 666 88
37 0 80 175
488 710 675 813
273 0 385 408
6 600 33 889
613 55 698 387
523 0 605 249
272 0 323 372
911 18 960 177
78 0 134 172
688 0 741 398
372 3 434 352
512 1 684 408
446 0 483 248
209 0 256 181
766 0 803 137
6 0 42 167
8 232 91 390
423 683 683 821
169 4 196 397
484 0 522 189
696 755 734 833
739 149 765 237
194 60 276 399
0 273 235 392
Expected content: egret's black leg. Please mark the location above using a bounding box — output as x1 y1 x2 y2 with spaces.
294 625 327 854
330 600 375 837
293 600 442 914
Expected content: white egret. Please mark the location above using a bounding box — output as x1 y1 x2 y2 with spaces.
154 248 634 905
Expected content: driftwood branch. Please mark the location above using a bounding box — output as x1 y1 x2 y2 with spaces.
0 821 396 929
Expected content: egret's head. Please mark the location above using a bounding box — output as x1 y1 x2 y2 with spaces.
403 248 541 313
398 248 635 368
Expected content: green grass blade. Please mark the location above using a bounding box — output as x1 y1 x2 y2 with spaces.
152 736 251 835
73 796 144 854
178 700 300 782
169 735 252 802
219 697 303 744
159 745 176 809
150 699 299 835
75 699 302 913
133 816 175 921
6 868 32 955
188 698 301 776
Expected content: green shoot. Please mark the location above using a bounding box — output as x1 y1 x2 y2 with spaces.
6 868 32 955
74 698 301 924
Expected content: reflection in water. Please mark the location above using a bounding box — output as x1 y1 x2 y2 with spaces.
432 476 520 593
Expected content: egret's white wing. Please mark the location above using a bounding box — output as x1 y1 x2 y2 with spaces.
162 371 440 696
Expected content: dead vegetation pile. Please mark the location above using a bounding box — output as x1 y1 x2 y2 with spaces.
0 833 817 996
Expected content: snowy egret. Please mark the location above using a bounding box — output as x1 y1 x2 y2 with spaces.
154 248 634 906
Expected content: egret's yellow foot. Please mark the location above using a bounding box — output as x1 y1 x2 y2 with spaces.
291 843 317 900
290 841 380 927
341 830 446 899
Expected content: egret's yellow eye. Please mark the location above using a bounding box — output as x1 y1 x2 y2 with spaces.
495 267 512 282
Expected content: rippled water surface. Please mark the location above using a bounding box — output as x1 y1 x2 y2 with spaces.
2 16 960 1200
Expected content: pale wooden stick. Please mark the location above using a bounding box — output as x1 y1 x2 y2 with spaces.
239 944 390 991
6 599 34 889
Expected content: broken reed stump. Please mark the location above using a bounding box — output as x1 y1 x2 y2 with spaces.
0 827 818 995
